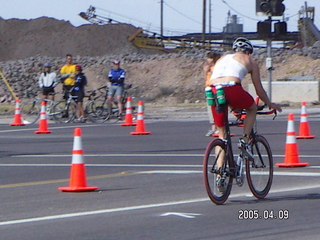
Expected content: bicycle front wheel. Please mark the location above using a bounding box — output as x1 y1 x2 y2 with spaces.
52 101 76 123
203 138 234 205
246 135 273 199
21 101 40 125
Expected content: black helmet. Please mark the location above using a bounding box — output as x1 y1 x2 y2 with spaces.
232 37 253 54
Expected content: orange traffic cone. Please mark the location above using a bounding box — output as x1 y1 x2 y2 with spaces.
130 101 151 135
10 98 25 126
276 113 309 167
296 101 315 139
120 97 136 126
35 101 51 134
58 128 98 192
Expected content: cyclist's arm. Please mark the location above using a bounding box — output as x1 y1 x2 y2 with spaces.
250 61 282 112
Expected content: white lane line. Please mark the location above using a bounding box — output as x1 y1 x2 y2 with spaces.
0 124 111 133
10 153 320 158
0 183 319 226
12 153 203 157
0 164 320 176
0 164 201 168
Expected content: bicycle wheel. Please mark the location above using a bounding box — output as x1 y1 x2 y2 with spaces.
203 138 234 205
246 135 273 199
52 101 76 123
85 101 105 123
21 101 40 125
88 100 110 123
103 108 120 123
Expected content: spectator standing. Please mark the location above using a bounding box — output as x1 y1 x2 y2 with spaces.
107 60 126 119
73 65 87 123
38 62 58 101
60 54 76 99
204 52 221 136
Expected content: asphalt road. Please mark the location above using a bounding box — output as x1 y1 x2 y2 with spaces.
0 114 320 240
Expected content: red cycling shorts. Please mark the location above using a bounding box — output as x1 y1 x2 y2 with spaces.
211 85 254 127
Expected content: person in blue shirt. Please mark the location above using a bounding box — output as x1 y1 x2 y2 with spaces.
73 65 87 122
107 60 126 119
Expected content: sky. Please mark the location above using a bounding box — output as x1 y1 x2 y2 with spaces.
1 0 320 36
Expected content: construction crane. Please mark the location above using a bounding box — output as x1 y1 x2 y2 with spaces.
79 5 309 51
79 5 225 52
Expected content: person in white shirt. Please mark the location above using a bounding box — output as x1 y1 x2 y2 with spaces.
38 62 58 100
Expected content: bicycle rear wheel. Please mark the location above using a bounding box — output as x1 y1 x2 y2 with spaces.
203 138 234 205
246 135 273 199
52 101 76 123
21 101 40 125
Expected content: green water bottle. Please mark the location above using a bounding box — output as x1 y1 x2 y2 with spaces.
216 85 226 105
205 87 215 106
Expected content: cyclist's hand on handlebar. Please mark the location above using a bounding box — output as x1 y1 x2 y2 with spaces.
268 102 282 113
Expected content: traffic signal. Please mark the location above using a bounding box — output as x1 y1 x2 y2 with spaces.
271 0 285 16
274 21 287 36
257 20 271 38
256 0 285 16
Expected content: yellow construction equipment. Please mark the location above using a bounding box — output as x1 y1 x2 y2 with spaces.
0 71 17 100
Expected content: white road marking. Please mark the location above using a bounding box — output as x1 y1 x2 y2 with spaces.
0 124 110 133
0 164 320 176
160 212 202 219
10 153 320 158
0 183 319 226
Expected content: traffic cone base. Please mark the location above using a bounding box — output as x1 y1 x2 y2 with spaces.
58 128 98 192
35 129 51 134
276 162 309 167
130 131 151 135
121 122 136 126
296 135 315 139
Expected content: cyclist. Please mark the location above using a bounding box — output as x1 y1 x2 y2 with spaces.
73 65 87 123
107 60 126 120
209 37 282 161
38 62 58 100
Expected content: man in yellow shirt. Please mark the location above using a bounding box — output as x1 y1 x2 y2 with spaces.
60 54 76 99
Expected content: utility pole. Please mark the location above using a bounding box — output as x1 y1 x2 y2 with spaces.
209 0 212 34
160 0 164 37
266 17 273 101
202 0 206 42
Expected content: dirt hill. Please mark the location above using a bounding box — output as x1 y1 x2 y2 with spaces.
0 17 155 61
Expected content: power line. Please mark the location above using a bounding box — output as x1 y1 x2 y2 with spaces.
163 1 202 25
220 0 260 21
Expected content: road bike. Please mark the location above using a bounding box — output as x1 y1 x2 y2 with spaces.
87 83 133 123
20 91 58 125
203 100 277 205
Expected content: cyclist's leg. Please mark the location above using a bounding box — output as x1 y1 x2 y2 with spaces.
115 86 124 115
243 103 257 140
107 86 116 113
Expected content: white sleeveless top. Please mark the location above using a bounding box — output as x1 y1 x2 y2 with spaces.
210 54 248 82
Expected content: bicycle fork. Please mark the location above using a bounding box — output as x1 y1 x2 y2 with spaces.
235 154 245 186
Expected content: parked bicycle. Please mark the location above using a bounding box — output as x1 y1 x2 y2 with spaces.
20 91 57 125
203 101 277 205
87 83 133 123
